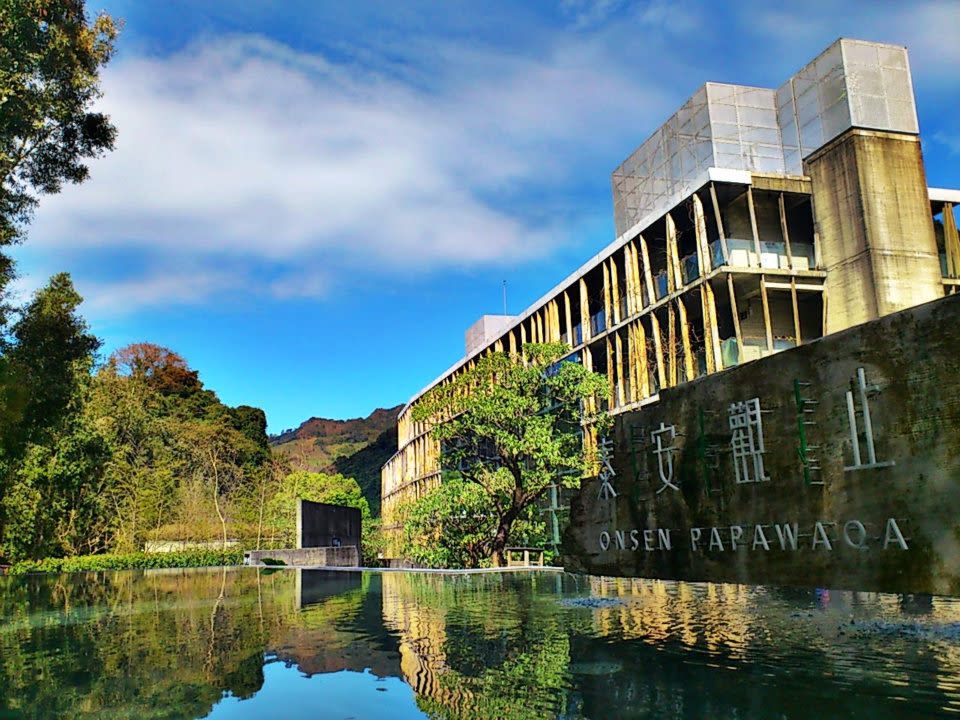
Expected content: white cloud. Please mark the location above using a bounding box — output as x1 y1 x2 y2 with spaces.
27 33 668 311
80 269 242 314
743 0 960 86
934 133 960 155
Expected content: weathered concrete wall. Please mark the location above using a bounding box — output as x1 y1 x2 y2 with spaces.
564 293 960 594
144 540 239 553
807 128 943 333
244 546 359 567
297 500 361 553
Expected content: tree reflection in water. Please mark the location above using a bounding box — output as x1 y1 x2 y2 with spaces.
2 569 960 719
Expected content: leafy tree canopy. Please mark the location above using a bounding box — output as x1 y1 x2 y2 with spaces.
0 0 119 247
109 342 202 397
0 272 98 467
400 477 544 569
409 342 608 566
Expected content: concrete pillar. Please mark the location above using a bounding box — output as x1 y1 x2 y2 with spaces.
805 128 943 333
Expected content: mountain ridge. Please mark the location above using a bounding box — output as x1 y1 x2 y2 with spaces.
270 405 402 515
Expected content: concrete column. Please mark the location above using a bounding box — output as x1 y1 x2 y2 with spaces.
805 128 943 333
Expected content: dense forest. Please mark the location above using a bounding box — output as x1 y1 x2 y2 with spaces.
0 241 379 567
0 0 378 566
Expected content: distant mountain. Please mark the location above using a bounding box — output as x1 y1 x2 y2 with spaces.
325 425 398 517
270 405 402 514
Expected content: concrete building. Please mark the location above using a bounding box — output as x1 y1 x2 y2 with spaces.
380 38 960 557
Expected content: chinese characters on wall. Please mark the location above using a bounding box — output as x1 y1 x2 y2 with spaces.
592 367 908 555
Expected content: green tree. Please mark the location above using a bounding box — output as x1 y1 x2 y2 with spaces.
86 363 178 551
178 419 256 550
0 272 99 555
1 365 110 561
0 0 119 248
411 342 608 566
400 477 544 569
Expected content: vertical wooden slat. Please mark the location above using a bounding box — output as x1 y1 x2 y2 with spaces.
630 241 644 309
705 281 722 371
623 246 634 317
693 194 711 275
666 212 681 292
699 285 716 375
667 303 678 387
606 336 615 408
639 234 656 306
727 273 744 360
760 275 774 354
635 319 649 398
710 182 729 264
747 187 762 268
790 277 802 345
579 278 590 342
563 291 573 347
602 262 612 331
650 312 666 390
610 257 621 325
944 203 960 276
615 331 625 407
676 297 695 381
779 192 794 271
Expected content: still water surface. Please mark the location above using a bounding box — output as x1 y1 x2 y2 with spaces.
2 568 960 718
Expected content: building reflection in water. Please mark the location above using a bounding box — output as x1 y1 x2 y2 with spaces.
3 568 960 719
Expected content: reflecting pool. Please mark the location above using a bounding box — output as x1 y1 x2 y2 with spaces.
2 568 960 718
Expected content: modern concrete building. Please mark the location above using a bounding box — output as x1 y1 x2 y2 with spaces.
380 38 960 556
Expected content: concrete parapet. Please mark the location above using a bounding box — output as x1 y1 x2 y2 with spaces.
244 546 359 567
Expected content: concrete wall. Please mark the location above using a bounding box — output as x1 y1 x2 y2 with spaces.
297 500 361 553
244 546 359 567
144 540 239 553
807 129 943 333
564 293 960 594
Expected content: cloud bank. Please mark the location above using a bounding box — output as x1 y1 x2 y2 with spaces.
22 0 959 316
27 30 667 313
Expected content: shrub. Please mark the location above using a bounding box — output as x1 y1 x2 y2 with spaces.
6 548 244 575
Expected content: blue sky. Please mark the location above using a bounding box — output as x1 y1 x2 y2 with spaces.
11 0 960 434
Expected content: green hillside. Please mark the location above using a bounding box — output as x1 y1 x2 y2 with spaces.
270 406 401 515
